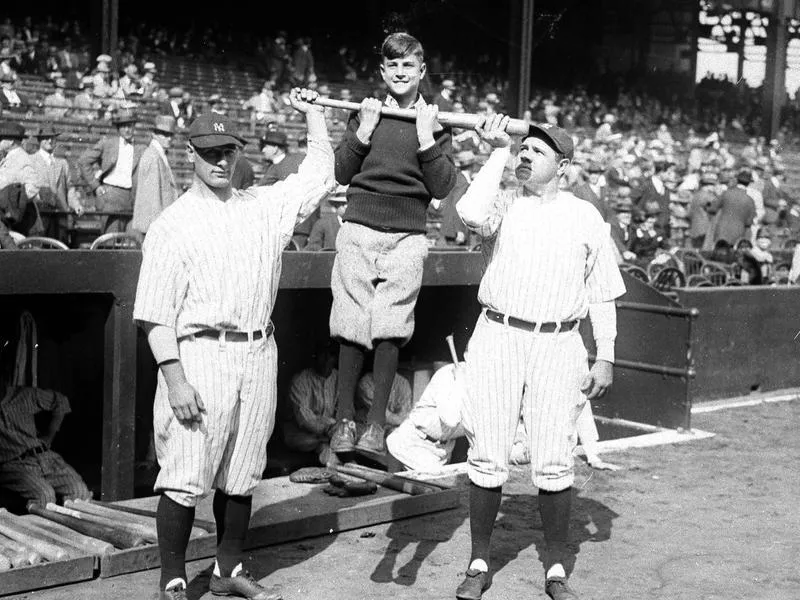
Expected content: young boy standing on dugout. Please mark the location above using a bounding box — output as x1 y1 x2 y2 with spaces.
328 32 457 458
453 115 626 600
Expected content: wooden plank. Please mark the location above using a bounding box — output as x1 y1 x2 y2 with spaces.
101 298 137 501
0 556 95 597
99 476 461 578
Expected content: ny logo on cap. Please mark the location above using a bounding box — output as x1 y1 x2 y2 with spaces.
213 123 225 132
541 124 553 129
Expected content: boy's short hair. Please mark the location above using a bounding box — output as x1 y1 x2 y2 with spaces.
381 32 424 62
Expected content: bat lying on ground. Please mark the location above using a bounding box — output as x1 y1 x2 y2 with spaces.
312 97 530 136
0 508 70 561
27 503 146 549
333 463 448 496
88 499 217 533
69 499 207 540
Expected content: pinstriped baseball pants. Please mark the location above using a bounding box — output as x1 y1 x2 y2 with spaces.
463 313 588 491
0 451 91 506
153 334 277 507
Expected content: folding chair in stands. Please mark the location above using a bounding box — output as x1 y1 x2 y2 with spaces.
8 231 25 244
89 232 142 250
622 264 649 282
16 236 69 250
646 255 678 281
650 266 686 292
678 249 705 277
700 261 730 286
687 274 714 287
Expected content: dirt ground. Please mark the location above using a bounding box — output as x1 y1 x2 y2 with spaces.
7 398 799 600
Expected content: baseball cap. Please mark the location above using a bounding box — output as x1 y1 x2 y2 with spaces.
188 113 246 148
524 123 574 161
259 129 288 149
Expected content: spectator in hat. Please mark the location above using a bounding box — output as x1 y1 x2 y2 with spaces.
139 62 159 98
631 159 672 240
259 129 302 185
119 63 140 97
259 127 318 247
610 194 636 261
688 173 718 249
132 115 180 237
0 120 39 208
707 169 757 248
242 81 281 128
77 107 143 233
42 77 72 119
0 72 30 112
160 86 184 124
433 78 456 112
30 124 80 240
629 200 669 260
91 60 116 98
207 93 226 115
291 37 315 87
72 76 101 120
180 89 196 127
573 160 613 223
305 186 347 251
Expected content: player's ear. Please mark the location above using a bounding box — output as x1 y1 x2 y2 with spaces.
419 61 427 80
186 142 195 163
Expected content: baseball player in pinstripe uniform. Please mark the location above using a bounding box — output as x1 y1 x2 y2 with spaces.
133 88 334 600
452 115 626 600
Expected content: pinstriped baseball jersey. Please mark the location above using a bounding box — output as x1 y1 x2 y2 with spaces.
456 145 625 491
133 133 335 335
134 131 335 506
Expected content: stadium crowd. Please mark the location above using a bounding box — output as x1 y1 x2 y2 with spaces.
2 14 800 289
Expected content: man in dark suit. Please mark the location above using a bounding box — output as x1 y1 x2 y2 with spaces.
305 187 347 251
0 73 31 113
572 161 612 223
432 79 456 112
708 169 757 247
259 128 317 247
77 107 143 233
631 159 672 240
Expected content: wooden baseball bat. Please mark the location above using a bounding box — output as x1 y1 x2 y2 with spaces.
88 499 217 533
54 502 157 544
0 535 31 568
3 516 87 560
445 334 459 365
72 499 206 539
0 510 70 561
27 503 146 549
334 464 442 495
312 97 530 136
25 515 115 557
0 532 42 565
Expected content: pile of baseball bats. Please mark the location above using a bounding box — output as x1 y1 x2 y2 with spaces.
0 500 216 571
331 463 449 496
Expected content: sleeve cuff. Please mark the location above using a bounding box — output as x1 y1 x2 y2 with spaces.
418 142 444 162
146 324 180 364
595 340 615 364
345 132 370 156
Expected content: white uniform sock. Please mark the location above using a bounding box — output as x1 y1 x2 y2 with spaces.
165 577 186 591
546 563 566 580
213 560 243 577
469 558 489 572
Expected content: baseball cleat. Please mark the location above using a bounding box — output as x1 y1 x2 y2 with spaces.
545 576 580 600
209 570 281 599
455 568 491 599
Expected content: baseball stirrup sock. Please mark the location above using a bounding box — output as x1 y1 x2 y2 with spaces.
469 482 502 566
213 491 253 577
157 494 195 589
335 341 365 420
538 487 572 571
368 339 400 426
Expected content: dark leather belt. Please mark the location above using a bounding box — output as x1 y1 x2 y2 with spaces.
193 322 274 342
17 445 48 461
485 309 579 333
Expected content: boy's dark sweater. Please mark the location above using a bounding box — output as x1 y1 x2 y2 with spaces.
334 110 457 233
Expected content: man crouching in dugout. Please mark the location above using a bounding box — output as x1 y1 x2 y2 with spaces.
453 115 626 600
133 88 335 600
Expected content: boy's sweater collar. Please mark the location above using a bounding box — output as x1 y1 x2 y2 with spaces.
384 94 426 109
